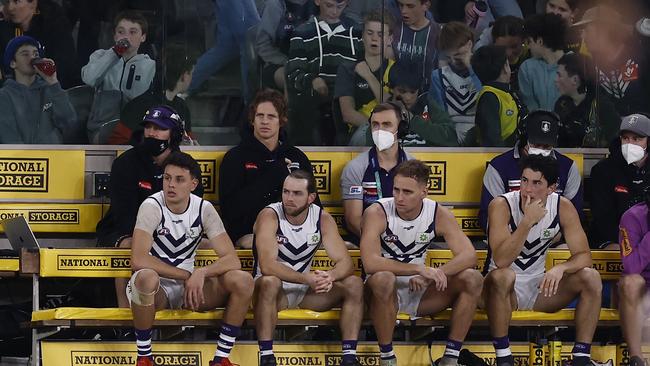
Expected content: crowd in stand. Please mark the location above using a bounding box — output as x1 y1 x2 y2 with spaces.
4 1 650 366
0 0 648 148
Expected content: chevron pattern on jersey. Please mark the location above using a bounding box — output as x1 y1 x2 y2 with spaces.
147 193 205 271
441 68 478 116
253 203 323 277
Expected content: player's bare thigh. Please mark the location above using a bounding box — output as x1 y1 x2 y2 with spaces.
199 270 253 311
252 275 291 311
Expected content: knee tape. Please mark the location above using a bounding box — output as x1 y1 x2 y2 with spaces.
129 271 159 306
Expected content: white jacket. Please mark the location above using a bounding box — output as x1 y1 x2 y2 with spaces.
81 49 155 101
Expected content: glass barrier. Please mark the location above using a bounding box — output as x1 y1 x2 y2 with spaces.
0 0 648 147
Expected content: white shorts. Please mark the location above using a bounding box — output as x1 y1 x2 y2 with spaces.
365 274 426 318
514 273 544 310
282 281 310 309
126 269 185 309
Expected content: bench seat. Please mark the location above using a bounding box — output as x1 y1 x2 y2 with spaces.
30 307 620 328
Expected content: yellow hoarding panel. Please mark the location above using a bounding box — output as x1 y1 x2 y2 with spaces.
0 203 104 233
0 258 19 272
323 206 349 237
0 150 85 199
184 151 226 202
450 207 483 236
38 248 620 278
38 249 363 278
41 342 615 366
546 250 622 280
304 151 356 203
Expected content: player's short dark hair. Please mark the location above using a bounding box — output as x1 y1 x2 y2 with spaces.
162 151 201 180
163 46 196 91
388 60 422 91
520 154 559 186
524 13 567 51
438 21 474 52
364 10 394 34
557 53 593 94
370 102 402 124
395 160 429 186
288 169 317 194
114 10 148 35
471 45 507 84
249 89 288 127
492 15 525 39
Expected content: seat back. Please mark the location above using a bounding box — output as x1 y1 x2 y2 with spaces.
64 85 94 144
93 119 120 145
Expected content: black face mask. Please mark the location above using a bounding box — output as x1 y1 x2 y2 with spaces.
140 137 169 157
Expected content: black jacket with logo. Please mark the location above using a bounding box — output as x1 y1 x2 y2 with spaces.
96 145 203 246
589 139 650 247
219 128 317 242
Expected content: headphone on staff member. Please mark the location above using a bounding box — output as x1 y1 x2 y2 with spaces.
368 101 410 139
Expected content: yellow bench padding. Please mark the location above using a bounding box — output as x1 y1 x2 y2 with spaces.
0 258 19 272
31 307 618 323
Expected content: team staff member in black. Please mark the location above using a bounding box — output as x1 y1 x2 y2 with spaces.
590 114 650 249
96 105 202 307
219 89 317 249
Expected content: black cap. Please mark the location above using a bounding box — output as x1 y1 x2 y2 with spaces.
526 111 559 146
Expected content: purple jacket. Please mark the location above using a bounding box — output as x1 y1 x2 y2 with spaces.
619 203 650 282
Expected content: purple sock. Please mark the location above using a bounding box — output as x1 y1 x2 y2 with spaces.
342 340 358 362
135 328 152 358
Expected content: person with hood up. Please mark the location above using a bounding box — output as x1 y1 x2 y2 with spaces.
0 35 76 143
219 89 318 249
590 114 650 249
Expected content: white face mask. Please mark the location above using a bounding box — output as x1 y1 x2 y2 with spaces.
527 145 553 157
372 129 395 151
621 143 647 164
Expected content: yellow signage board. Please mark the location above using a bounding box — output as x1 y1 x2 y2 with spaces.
183 151 226 202
38 249 363 278
0 258 19 272
40 342 617 366
0 150 85 199
451 207 483 236
37 248 621 278
546 250 622 280
304 151 355 203
0 203 103 233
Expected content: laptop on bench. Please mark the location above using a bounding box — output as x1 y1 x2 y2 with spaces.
2 216 40 253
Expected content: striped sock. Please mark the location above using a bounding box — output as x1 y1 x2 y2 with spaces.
493 336 513 366
135 328 152 358
259 340 274 360
444 339 463 359
342 340 358 363
213 323 240 362
379 343 396 360
572 342 591 366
